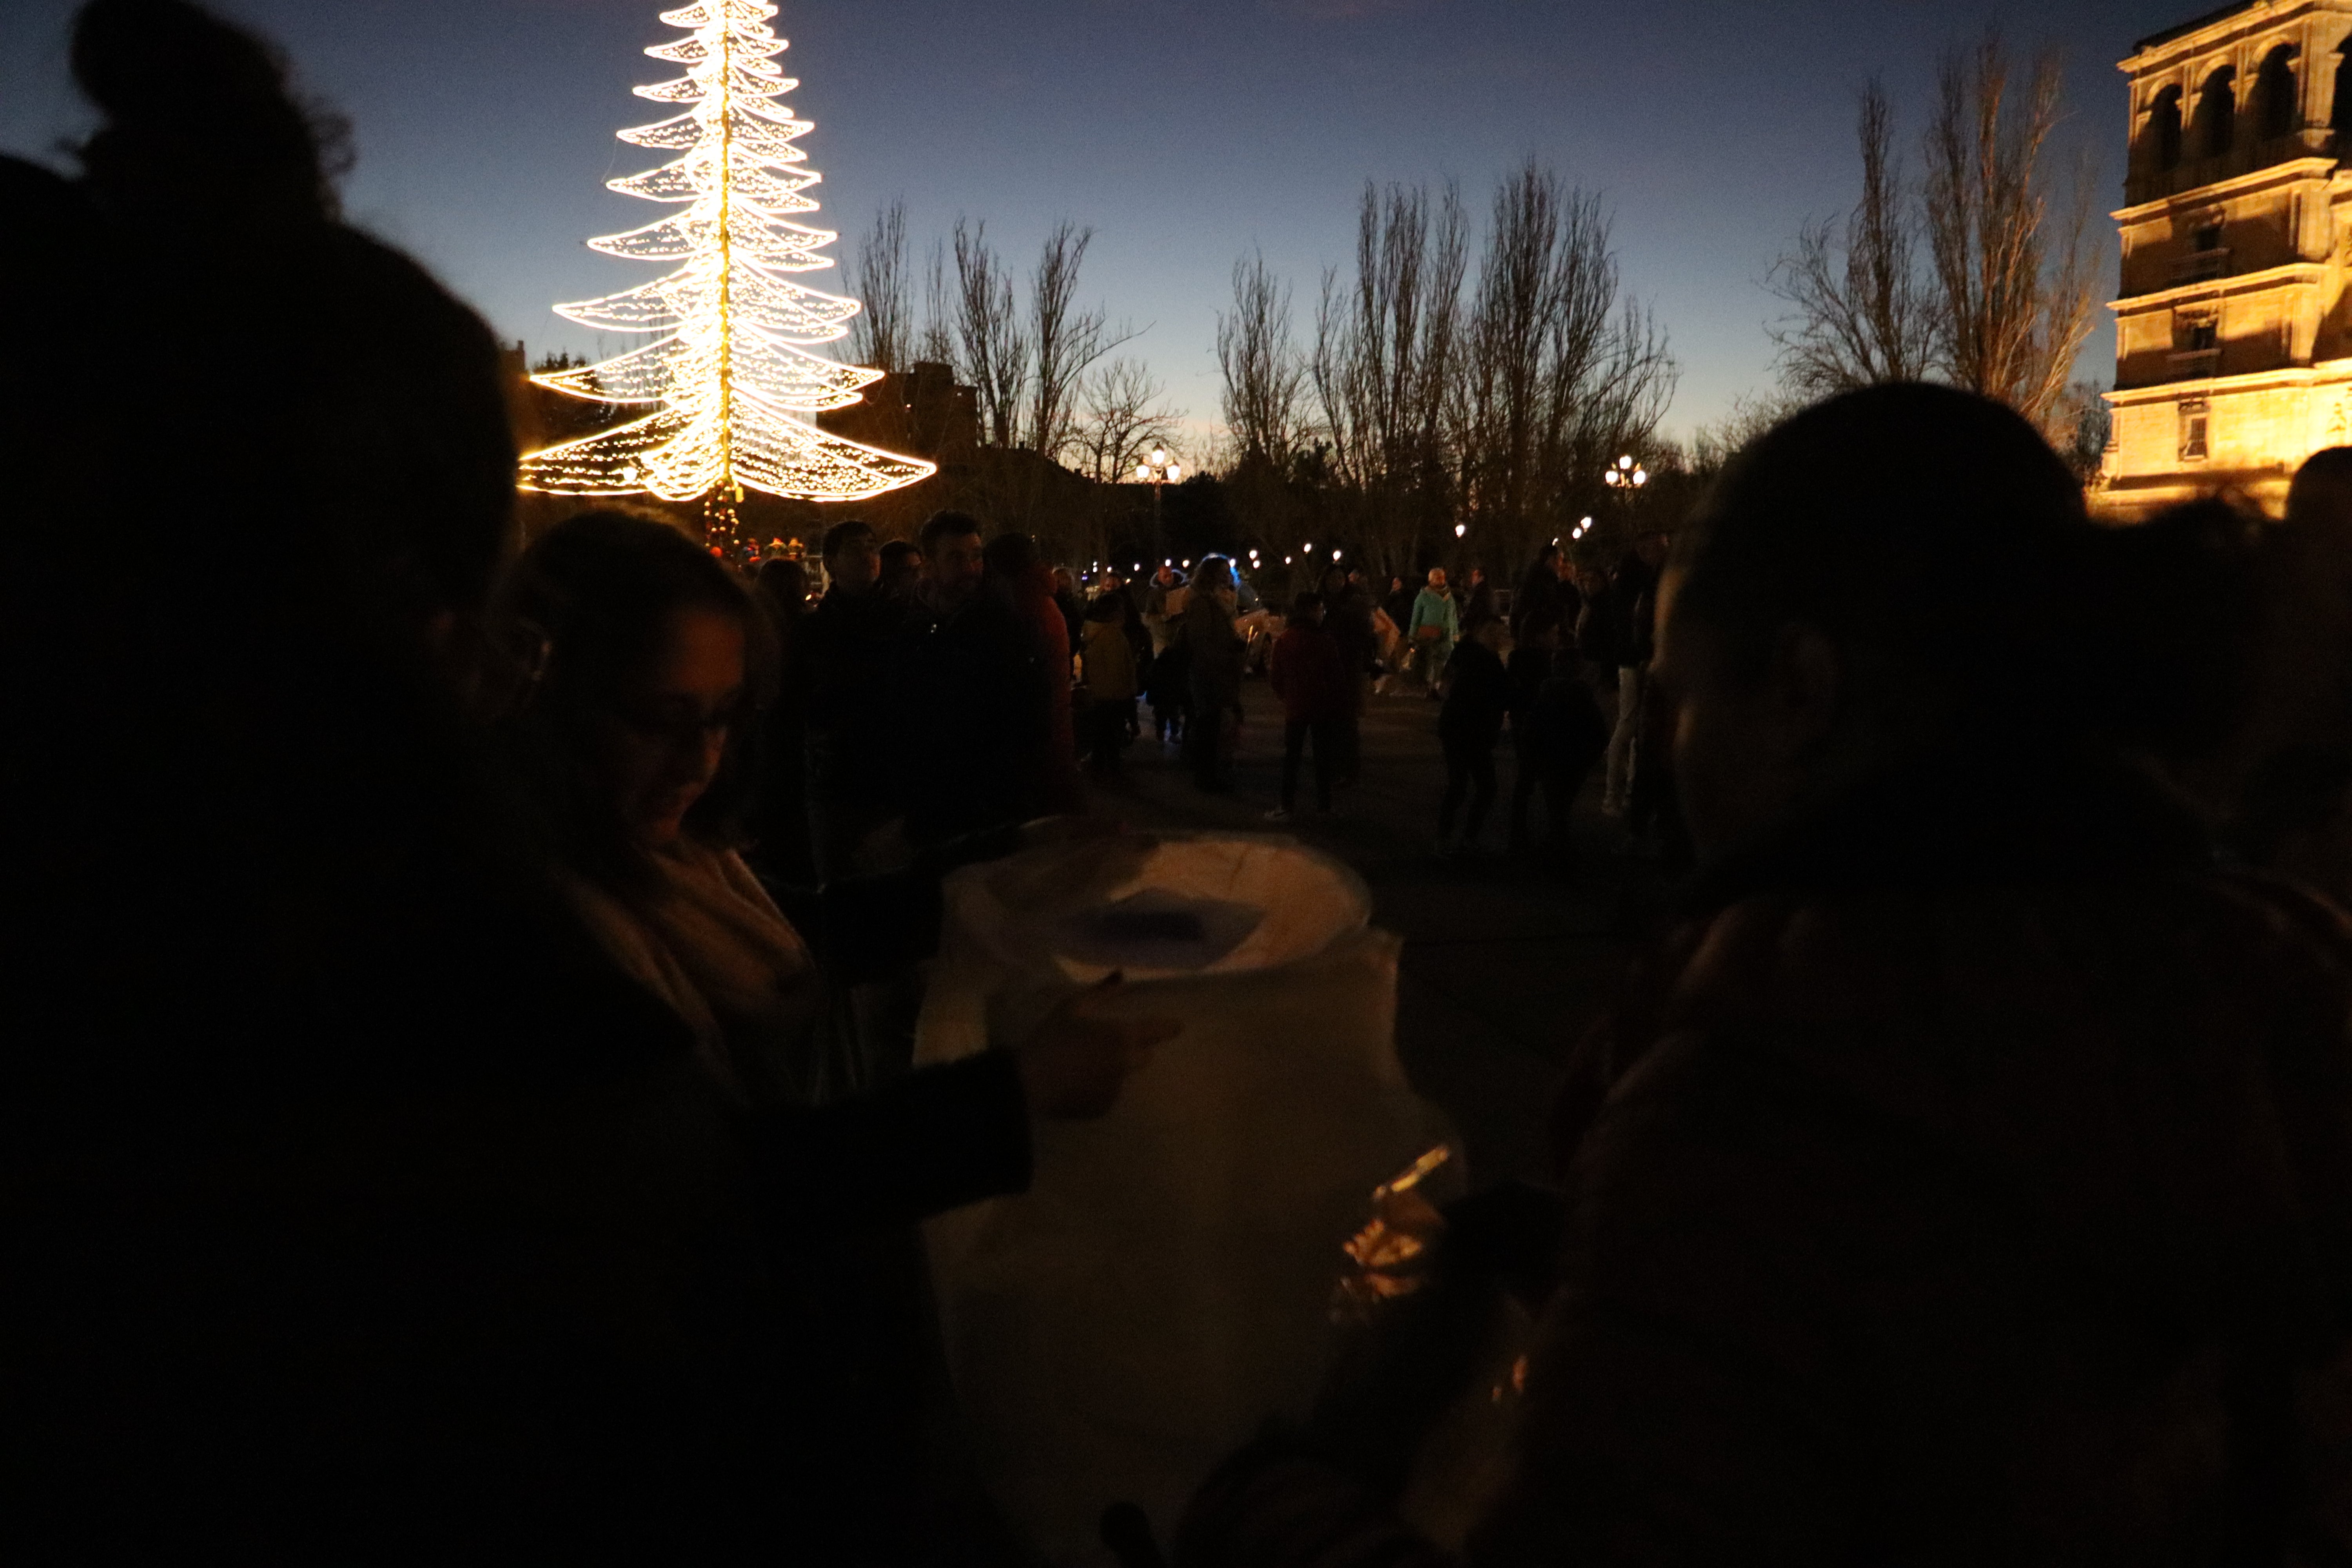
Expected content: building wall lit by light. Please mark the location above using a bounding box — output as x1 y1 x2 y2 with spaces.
2101 0 2352 519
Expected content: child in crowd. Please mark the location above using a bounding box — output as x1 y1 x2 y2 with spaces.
1145 626 1192 748
1437 613 1512 855
1265 592 1352 822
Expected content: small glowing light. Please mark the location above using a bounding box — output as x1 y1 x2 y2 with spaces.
1166 463 1181 481
1303 542 1313 552
1581 516 1593 526
1182 559 1192 568
1633 469 1647 485
1454 523 1466 537
1332 548 1341 560
1151 448 1168 466
1137 464 1152 480
1284 555 1293 563
1164 558 1172 566
1617 455 1633 470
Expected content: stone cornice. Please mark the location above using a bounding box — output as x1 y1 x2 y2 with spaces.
2111 259 2328 313
2113 155 2341 221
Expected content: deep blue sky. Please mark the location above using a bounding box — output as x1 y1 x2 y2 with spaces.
2 0 2178 452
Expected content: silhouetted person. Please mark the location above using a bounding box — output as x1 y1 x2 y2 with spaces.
985 531 1084 817
0 7 1162 1559
747 553 814 883
1511 544 1567 643
878 537 921 603
804 518 908 878
1266 592 1350 820
1177 555 1247 791
899 513 1053 847
1507 621 1607 866
1180 383 2352 1566
1436 614 1510 855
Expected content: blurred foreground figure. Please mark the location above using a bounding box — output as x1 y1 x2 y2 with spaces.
0 3 1158 1558
1180 385 2352 1564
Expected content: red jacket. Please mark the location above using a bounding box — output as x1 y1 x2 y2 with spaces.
1268 625 1352 724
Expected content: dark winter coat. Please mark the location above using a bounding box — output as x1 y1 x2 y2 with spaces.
1270 625 1354 724
1177 755 2352 1566
1438 639 1510 750
1518 670 1608 775
900 582 1057 847
1328 584 1381 679
1509 563 1564 642
805 585 909 812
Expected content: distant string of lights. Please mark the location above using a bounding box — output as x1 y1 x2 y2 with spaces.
519 0 934 518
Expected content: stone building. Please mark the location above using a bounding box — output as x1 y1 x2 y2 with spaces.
2103 0 2352 517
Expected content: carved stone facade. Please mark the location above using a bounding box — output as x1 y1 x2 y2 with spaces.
2103 0 2352 518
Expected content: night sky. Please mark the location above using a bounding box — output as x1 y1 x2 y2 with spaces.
2 0 2181 450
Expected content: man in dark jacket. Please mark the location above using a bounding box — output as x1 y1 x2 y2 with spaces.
804 518 908 877
900 511 1054 847
1178 384 2352 1566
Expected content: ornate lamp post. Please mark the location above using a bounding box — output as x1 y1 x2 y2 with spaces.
1136 446 1182 559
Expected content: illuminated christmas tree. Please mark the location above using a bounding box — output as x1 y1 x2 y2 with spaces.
519 0 934 522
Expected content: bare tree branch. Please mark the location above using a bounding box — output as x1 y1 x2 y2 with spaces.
1217 249 1315 466
848 199 911 374
1923 29 2096 430
1768 82 1936 395
952 217 1029 448
1025 221 1135 460
1074 358 1183 482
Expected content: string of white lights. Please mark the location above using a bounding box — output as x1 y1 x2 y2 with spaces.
519 0 935 507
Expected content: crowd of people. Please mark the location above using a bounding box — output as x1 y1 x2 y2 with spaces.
17 3 2352 1563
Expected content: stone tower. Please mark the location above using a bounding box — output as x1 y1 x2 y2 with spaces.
2104 0 2352 518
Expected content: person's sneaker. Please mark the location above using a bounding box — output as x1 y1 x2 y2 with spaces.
1263 807 1293 823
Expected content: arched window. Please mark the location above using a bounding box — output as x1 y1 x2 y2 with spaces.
2145 84 2185 171
2193 65 2238 158
2254 45 2300 140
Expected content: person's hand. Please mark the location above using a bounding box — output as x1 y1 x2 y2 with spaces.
1014 973 1178 1120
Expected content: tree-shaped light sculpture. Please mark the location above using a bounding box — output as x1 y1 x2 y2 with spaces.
519 0 934 522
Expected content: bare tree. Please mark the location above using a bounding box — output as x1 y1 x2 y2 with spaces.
1217 250 1315 466
916 239 957 368
1073 358 1182 482
1025 221 1132 460
1923 30 2097 431
1312 180 1468 573
1768 83 1936 395
1461 161 1676 569
952 218 1029 448
848 199 912 373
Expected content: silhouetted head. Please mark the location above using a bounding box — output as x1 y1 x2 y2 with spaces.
1656 384 2092 859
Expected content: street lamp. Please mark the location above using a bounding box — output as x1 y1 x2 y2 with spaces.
1138 446 1181 561
1602 454 1647 491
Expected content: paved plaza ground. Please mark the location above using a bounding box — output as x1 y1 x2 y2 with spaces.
1078 674 1675 1189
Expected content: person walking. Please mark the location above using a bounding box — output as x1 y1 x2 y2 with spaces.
1078 593 1140 777
1436 614 1510 855
1409 567 1460 697
1265 592 1351 821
